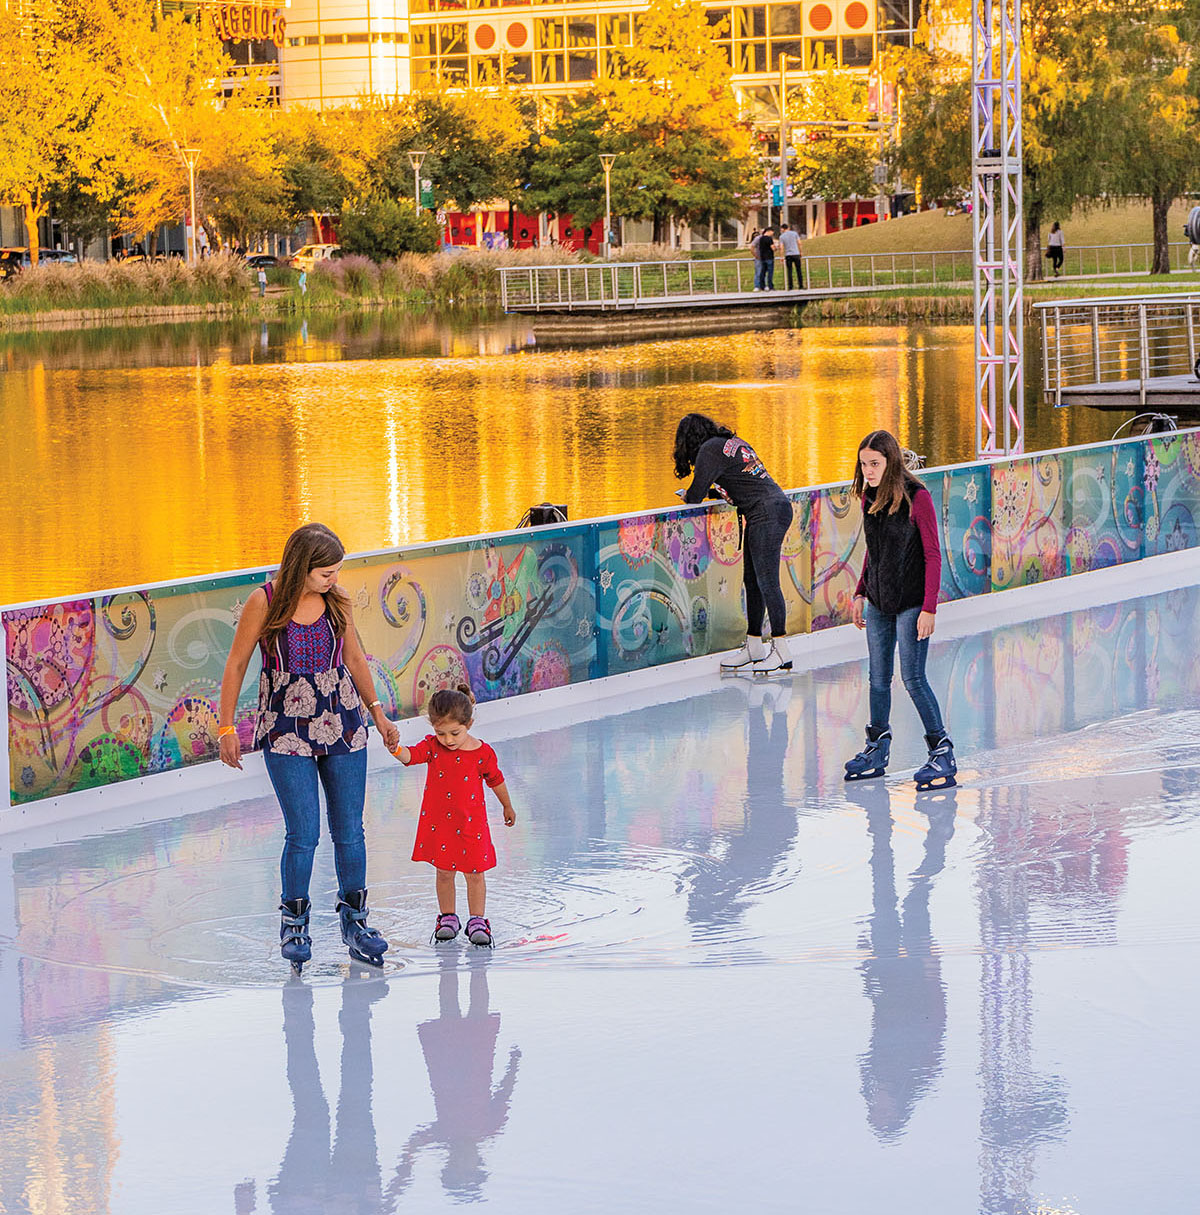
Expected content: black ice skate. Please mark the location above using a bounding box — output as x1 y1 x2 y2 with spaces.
914 732 957 791
336 888 389 967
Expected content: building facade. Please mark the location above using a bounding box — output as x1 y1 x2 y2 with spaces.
279 1 926 111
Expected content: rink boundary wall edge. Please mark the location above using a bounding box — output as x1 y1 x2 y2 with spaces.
2 545 1198 846
4 426 1200 815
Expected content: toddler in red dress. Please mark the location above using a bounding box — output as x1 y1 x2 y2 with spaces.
391 683 516 947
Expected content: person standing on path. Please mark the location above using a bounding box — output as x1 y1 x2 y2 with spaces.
298 269 308 297
758 226 776 291
1046 222 1064 277
844 431 956 790
258 266 268 297
780 223 804 290
218 522 400 973
749 228 762 290
674 413 795 675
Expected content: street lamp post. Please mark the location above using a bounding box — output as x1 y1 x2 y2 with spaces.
777 54 799 228
599 153 616 258
182 147 200 265
408 150 428 213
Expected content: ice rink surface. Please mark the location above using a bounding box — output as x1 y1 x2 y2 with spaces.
2 576 1200 1214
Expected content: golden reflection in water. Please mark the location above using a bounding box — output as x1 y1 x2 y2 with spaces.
0 324 1120 603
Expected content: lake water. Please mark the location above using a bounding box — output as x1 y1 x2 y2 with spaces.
0 311 1130 604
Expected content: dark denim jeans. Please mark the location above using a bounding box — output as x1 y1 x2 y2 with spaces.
863 602 945 736
263 747 369 902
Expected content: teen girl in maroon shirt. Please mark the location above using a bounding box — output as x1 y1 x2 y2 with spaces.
845 431 956 790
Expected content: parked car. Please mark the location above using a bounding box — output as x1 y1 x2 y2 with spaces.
0 247 77 279
288 244 341 271
245 253 282 270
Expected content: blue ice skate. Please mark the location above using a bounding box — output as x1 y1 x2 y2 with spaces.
336 888 389 967
914 732 957 791
844 726 891 781
279 898 312 975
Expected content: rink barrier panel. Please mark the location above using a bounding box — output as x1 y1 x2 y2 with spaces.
4 428 1199 807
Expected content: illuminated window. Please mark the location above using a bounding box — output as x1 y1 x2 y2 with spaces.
442 56 469 83
735 5 766 39
770 38 805 68
411 25 433 55
567 16 596 48
439 23 468 53
769 4 801 36
841 35 872 66
568 49 596 80
808 37 837 68
537 50 564 82
507 53 532 81
536 17 564 50
601 14 631 45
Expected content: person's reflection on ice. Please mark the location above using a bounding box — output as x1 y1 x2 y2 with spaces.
268 972 387 1214
849 783 956 1141
687 681 797 935
386 953 520 1205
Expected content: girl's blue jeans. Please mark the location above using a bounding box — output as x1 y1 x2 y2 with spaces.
863 602 945 737
263 748 369 902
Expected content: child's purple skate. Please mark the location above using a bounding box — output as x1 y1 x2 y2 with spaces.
466 916 494 948
431 912 461 943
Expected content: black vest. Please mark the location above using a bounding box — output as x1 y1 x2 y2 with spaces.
862 489 926 615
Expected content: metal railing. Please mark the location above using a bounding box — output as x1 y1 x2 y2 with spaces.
499 252 978 310
501 242 1198 311
1035 294 1200 406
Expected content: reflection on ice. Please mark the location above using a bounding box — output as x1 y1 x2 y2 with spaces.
2 579 1200 1213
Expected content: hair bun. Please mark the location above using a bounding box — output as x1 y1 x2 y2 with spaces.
455 682 476 702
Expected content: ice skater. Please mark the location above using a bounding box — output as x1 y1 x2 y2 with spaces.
844 431 956 789
218 523 400 973
391 684 516 947
673 412 795 675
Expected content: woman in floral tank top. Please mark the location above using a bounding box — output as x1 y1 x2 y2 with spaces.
218 523 400 974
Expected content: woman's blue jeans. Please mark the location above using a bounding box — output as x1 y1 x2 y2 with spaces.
863 602 945 736
263 748 369 902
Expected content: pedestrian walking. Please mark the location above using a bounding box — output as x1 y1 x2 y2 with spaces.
258 266 268 297
758 226 776 290
391 683 516 949
844 431 956 790
674 413 795 675
780 223 804 290
1045 222 1064 277
217 523 400 973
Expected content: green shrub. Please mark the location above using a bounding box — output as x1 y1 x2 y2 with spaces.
339 196 440 261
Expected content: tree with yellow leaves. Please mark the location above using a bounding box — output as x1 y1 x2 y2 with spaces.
598 0 758 240
0 1 124 263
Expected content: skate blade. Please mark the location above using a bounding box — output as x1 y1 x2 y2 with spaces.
915 775 957 792
347 948 386 967
844 768 885 781
750 665 793 678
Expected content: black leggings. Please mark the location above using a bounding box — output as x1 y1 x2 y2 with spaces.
742 498 794 636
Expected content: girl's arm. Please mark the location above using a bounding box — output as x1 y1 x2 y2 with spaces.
217 587 269 769
912 488 942 638
682 439 726 504
490 781 517 826
340 603 400 751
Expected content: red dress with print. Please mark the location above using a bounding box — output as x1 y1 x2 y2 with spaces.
405 736 505 872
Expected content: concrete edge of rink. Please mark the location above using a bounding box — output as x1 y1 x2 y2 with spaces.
1 546 1197 850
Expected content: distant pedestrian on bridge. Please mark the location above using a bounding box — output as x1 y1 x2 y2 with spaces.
757 226 776 291
780 223 804 290
1046 222 1064 277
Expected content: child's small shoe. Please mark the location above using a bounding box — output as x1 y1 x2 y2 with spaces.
465 916 493 948
431 912 461 943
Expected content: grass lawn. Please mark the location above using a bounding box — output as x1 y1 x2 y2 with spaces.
799 199 1195 257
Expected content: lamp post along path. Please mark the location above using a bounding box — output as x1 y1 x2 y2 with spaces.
182 147 200 265
599 153 616 258
408 149 428 213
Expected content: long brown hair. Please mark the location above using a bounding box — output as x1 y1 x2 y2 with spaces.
261 523 350 647
851 430 924 515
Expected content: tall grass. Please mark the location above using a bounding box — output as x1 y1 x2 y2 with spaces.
0 252 250 315
0 244 686 320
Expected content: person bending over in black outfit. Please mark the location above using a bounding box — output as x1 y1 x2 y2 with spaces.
674 413 794 675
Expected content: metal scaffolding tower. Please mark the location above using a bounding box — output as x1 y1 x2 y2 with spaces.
972 0 1024 457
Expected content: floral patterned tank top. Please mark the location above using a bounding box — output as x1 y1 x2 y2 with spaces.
254 581 367 757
